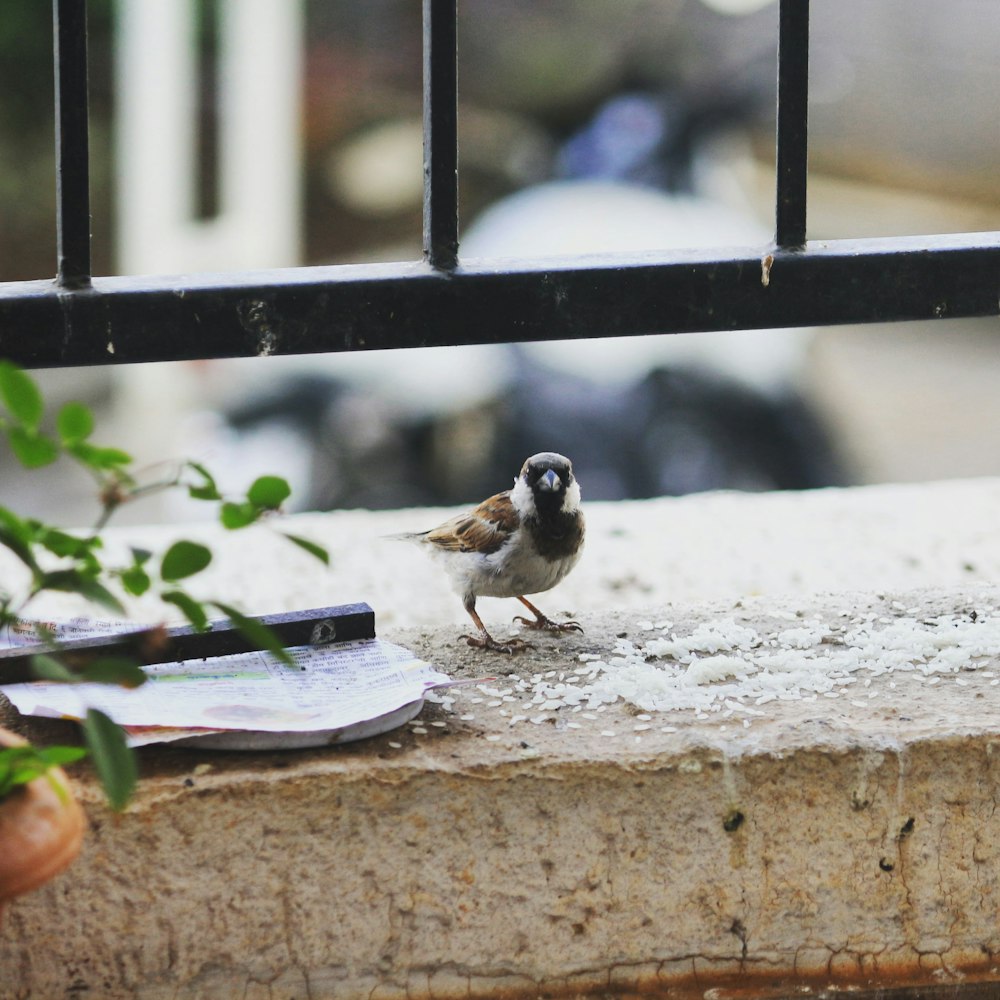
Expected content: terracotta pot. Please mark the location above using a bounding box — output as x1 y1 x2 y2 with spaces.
0 727 86 907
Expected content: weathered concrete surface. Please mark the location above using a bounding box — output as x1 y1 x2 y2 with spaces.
5 476 1000 635
4 481 1000 997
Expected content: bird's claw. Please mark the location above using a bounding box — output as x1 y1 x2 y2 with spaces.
461 632 533 654
513 615 583 634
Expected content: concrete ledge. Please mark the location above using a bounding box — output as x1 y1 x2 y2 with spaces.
4 480 1000 997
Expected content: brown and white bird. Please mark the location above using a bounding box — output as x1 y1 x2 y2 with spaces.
407 452 585 653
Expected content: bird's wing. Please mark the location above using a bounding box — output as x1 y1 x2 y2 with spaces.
423 490 517 555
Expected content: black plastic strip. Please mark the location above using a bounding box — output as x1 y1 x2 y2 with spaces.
0 603 376 683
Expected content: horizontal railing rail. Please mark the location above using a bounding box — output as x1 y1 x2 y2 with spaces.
1 0 993 371
2 233 998 369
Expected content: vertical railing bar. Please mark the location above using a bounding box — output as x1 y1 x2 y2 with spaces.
53 0 93 288
774 0 810 249
422 0 459 271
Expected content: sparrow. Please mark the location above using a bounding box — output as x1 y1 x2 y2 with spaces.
407 452 585 653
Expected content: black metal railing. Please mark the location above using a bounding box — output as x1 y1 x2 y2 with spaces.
53 0 93 291
774 0 809 249
0 0 997 371
422 0 459 272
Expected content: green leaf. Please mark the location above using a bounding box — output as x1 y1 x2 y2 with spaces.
38 745 88 767
81 709 136 812
0 509 40 573
0 362 44 430
161 590 210 632
280 532 330 566
32 623 57 645
160 540 212 582
37 527 99 561
219 501 259 530
36 528 81 558
6 426 59 468
212 602 291 667
0 744 87 800
118 564 151 597
186 462 222 502
30 653 80 683
38 570 127 615
118 548 154 597
0 749 39 798
0 507 30 533
41 747 88 803
56 401 95 444
246 475 291 510
36 529 103 579
67 441 133 471
80 657 147 689
0 747 46 798
33 649 147 689
84 580 127 615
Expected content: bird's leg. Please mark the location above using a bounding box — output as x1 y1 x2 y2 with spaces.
461 599 532 654
513 596 583 634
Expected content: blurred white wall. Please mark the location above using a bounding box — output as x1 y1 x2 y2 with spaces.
112 0 305 515
114 0 304 275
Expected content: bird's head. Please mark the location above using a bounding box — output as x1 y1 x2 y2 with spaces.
514 452 581 517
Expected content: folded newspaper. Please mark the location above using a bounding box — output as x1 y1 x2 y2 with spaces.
0 612 452 749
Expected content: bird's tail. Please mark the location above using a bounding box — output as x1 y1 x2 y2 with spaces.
382 530 427 543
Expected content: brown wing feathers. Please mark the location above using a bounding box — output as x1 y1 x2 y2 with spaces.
423 491 517 555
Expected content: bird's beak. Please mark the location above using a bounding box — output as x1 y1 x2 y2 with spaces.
537 469 560 492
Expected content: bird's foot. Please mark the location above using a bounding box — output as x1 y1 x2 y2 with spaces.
461 631 533 654
513 614 583 634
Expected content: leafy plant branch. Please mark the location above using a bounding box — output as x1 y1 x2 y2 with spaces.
0 361 329 810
